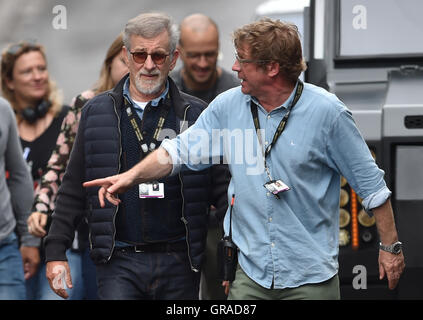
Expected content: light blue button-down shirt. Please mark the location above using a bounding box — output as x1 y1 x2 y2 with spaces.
161 82 391 289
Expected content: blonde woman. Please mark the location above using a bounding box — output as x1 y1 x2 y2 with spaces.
1 40 74 299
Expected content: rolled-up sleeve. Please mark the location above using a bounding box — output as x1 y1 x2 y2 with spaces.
362 186 392 215
326 108 391 216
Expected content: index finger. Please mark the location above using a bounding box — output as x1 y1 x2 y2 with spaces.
83 178 109 188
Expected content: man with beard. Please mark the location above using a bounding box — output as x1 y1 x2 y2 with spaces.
44 12 227 300
82 18 405 300
171 13 238 300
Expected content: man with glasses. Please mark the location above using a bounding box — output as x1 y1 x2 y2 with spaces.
171 13 238 300
44 12 227 300
83 18 404 300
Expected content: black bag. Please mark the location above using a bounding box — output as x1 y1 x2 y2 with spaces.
217 236 238 281
217 194 238 281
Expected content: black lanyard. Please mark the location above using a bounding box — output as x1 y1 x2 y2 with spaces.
124 95 171 157
250 80 303 179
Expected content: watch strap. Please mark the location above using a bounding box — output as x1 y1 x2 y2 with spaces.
379 241 402 254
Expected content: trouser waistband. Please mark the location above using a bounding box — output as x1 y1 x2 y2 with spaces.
115 240 186 253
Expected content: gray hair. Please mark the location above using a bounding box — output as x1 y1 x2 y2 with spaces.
123 12 179 55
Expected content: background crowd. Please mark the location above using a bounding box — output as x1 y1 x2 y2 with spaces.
0 12 236 300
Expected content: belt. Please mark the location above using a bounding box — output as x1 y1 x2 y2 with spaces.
115 241 187 253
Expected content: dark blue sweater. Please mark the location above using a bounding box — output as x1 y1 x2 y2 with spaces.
118 96 186 243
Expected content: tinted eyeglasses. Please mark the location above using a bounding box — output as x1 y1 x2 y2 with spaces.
130 51 169 65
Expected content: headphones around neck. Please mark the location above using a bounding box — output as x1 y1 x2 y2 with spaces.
21 100 51 123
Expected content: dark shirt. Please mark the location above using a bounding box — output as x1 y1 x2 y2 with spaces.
171 68 239 103
20 106 69 186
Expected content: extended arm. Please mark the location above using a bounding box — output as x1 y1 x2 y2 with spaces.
83 147 173 207
83 101 223 207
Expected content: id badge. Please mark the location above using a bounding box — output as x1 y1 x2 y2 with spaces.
139 182 165 198
263 179 290 195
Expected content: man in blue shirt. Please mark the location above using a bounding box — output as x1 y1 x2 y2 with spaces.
84 18 405 300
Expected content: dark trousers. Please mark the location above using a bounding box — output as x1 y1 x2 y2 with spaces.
200 224 227 299
96 245 200 300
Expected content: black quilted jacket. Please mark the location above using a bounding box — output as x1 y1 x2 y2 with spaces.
44 75 229 270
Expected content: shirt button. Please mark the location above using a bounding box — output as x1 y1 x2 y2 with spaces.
267 192 271 197
271 242 275 247
265 141 269 145
267 115 271 119
269 217 272 222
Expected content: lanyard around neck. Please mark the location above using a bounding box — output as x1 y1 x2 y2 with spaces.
250 80 303 179
124 95 171 157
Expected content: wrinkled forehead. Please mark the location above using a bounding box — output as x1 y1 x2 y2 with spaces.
128 32 171 52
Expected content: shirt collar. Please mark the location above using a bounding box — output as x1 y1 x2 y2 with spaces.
248 80 300 112
123 77 169 107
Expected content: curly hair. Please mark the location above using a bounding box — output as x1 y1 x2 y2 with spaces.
233 18 307 83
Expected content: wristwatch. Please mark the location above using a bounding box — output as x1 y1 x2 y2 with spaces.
379 241 403 255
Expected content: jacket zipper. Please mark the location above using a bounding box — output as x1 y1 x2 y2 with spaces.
88 205 93 250
106 93 122 262
178 105 199 272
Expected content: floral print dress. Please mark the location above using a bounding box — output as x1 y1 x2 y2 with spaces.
32 93 91 215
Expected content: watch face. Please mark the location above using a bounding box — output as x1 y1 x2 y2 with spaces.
393 243 402 254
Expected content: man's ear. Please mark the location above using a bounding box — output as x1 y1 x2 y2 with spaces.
169 49 179 71
122 46 129 64
267 61 280 78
